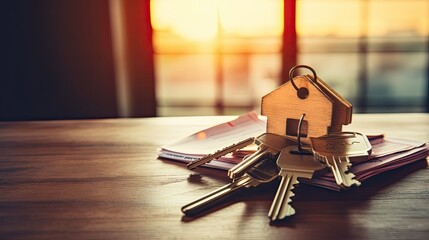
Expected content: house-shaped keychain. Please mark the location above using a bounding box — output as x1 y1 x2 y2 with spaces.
261 65 352 144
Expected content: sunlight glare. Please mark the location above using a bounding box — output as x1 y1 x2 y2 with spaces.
151 0 283 41
219 0 283 37
368 1 428 37
151 0 218 41
297 1 362 37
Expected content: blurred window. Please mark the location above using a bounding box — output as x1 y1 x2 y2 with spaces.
297 0 429 112
151 0 429 115
151 0 284 115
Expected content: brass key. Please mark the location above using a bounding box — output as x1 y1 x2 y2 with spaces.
227 133 296 179
182 156 280 216
310 132 372 187
187 137 255 170
268 146 326 220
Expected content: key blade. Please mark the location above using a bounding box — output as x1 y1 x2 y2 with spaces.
278 175 298 219
330 156 345 186
270 148 326 221
268 174 299 221
310 132 367 187
182 157 280 216
228 133 296 179
227 147 268 179
181 175 254 215
337 160 361 187
187 137 254 170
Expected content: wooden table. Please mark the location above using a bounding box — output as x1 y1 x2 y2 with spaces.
1 114 428 240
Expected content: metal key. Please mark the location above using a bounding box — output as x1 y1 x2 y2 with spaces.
228 133 296 179
310 132 372 187
182 156 280 216
187 137 255 170
268 146 326 220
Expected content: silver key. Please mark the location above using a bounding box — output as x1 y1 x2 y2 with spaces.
310 132 372 187
182 156 280 216
268 146 326 220
187 137 254 170
228 133 296 179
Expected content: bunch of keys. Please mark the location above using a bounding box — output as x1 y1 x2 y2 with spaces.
268 131 372 221
182 155 280 216
182 65 374 221
183 132 296 215
310 132 372 187
183 130 372 220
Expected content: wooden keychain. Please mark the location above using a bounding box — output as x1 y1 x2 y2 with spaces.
261 65 352 144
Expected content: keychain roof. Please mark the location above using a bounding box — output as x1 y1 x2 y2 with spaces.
312 75 352 132
261 65 352 144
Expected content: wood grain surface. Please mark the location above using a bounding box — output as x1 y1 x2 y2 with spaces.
1 114 428 240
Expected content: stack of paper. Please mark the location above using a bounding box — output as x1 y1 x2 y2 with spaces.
158 112 266 170
158 113 429 191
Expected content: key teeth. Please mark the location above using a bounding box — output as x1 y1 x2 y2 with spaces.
346 172 362 187
333 161 362 188
283 184 296 218
269 178 298 221
343 171 361 187
287 190 295 202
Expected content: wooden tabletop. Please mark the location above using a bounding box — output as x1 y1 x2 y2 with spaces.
1 114 428 240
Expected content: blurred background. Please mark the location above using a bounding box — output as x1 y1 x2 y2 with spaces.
1 0 428 121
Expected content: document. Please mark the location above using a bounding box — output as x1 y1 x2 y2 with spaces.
158 111 265 169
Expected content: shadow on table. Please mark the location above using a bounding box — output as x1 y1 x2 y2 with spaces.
180 158 428 225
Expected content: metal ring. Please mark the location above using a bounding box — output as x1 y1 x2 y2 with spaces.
288 65 318 92
290 113 312 155
296 113 305 153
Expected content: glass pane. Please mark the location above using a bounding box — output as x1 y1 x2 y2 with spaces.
151 0 218 41
221 38 282 54
368 0 429 38
297 0 429 113
151 0 284 54
299 38 360 53
222 55 252 106
155 54 216 104
223 54 281 108
219 0 283 37
367 52 427 112
298 53 360 103
151 0 284 115
367 37 428 52
297 0 362 38
248 54 282 104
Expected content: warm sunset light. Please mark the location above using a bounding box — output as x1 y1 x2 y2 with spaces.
151 0 284 41
151 0 429 116
297 1 429 37
152 0 428 40
218 0 283 37
151 0 218 41
297 1 362 37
